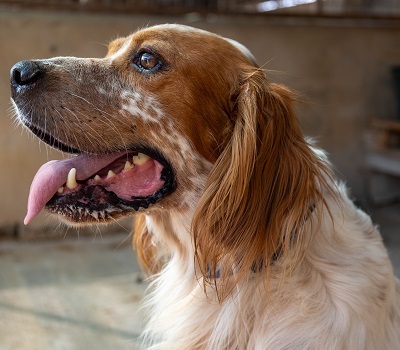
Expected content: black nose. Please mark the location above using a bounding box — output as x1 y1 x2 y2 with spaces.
10 60 43 89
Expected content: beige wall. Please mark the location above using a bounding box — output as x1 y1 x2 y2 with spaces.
1 9 399 230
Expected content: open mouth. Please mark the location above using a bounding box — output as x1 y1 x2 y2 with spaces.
25 147 176 224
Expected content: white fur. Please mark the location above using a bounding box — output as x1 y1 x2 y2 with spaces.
120 90 164 124
140 153 400 350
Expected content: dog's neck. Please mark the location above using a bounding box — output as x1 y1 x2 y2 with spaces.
145 209 195 264
146 201 317 279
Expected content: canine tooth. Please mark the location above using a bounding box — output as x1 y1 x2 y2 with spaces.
94 175 101 182
57 187 64 194
132 153 150 165
107 170 116 179
66 168 78 189
124 161 134 171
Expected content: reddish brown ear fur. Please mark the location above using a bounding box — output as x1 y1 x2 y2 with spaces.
192 68 331 300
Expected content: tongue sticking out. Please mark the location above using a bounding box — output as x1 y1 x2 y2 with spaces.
24 152 165 224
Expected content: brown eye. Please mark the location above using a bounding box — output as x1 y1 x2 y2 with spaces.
133 49 163 73
139 52 158 71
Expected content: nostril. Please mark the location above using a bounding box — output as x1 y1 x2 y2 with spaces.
12 68 23 85
10 60 42 87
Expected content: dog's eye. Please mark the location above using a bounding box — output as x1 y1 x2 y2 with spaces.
140 52 157 69
134 51 161 72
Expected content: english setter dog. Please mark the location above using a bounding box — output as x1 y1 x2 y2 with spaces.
10 24 400 349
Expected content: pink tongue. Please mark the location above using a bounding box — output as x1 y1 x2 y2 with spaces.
24 153 126 225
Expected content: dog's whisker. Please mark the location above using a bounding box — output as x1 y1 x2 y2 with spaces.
43 108 53 160
70 107 118 151
64 107 102 139
109 215 132 236
54 108 84 152
67 91 130 152
92 224 103 243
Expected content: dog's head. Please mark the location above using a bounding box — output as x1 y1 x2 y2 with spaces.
11 24 249 224
11 24 330 292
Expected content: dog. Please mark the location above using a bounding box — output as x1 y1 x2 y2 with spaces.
10 24 400 349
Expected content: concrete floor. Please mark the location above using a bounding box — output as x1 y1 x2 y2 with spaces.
0 204 399 350
0 233 146 350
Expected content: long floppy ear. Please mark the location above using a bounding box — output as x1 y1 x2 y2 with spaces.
192 68 331 300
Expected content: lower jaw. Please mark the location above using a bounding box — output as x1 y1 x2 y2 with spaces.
46 182 173 224
46 204 125 224
46 198 150 224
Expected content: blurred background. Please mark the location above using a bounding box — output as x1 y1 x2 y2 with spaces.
0 1 399 349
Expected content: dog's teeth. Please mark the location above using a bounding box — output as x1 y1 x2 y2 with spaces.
66 168 78 189
124 161 134 171
132 153 150 165
107 170 116 179
57 187 64 194
94 175 101 182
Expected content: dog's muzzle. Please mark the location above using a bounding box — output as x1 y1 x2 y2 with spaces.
10 59 177 225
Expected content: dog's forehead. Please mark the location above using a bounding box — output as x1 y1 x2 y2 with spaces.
107 24 255 65
134 25 228 53
135 24 220 42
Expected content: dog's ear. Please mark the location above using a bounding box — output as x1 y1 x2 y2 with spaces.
192 68 331 300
